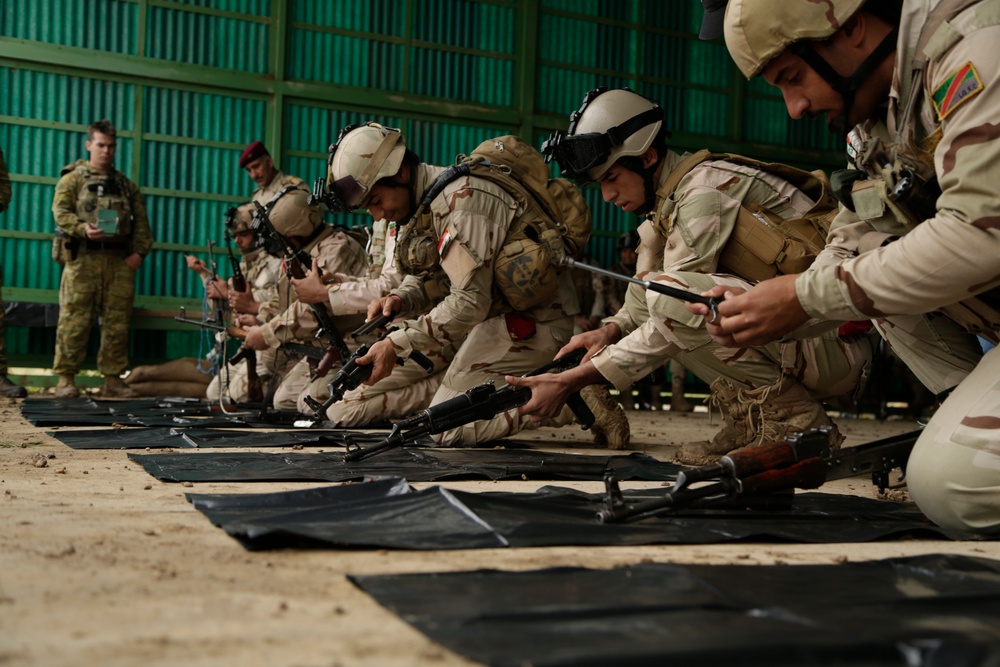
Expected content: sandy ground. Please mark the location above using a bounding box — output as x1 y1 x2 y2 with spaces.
1 396 998 667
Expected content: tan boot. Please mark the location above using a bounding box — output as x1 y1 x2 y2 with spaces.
675 376 842 466
55 374 80 398
669 371 693 413
581 385 631 450
99 375 138 399
0 375 27 398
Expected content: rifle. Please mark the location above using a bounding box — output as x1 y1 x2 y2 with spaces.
174 307 262 404
561 257 722 323
596 427 919 523
223 230 248 292
342 348 596 462
251 199 351 378
302 326 435 420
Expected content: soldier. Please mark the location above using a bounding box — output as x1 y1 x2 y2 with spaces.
0 146 27 398
51 120 153 398
508 88 872 464
324 123 630 448
238 186 369 411
693 0 1000 534
240 140 305 205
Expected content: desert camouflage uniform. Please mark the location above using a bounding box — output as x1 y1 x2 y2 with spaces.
259 225 369 411
0 148 11 376
322 220 458 424
589 154 871 408
51 159 153 377
793 0 1000 533
385 164 580 446
252 171 304 206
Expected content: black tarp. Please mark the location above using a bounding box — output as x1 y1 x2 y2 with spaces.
187 478 959 551
49 426 400 450
135 448 679 483
349 553 1000 667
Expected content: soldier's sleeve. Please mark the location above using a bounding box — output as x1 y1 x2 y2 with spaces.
590 318 681 390
327 226 403 316
127 178 154 257
260 300 317 347
797 24 1000 321
0 148 11 212
52 171 88 237
386 207 498 360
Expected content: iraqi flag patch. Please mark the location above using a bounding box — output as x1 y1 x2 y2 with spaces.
932 61 983 120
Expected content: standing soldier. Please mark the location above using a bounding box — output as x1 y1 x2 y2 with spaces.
51 120 153 398
240 140 306 205
698 0 1000 534
0 146 27 397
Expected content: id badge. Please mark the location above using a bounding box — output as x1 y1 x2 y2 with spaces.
96 209 120 234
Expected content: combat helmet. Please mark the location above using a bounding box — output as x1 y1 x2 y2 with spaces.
541 88 666 184
225 201 256 234
323 122 407 212
262 186 322 238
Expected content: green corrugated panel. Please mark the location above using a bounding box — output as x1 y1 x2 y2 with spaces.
0 0 137 54
141 141 243 196
542 0 637 20
535 67 631 116
292 0 404 35
0 68 135 128
413 0 515 53
144 87 266 144
408 120 509 167
145 6 268 72
410 48 513 106
0 124 85 187
287 28 404 89
643 0 696 31
175 0 270 16
283 103 403 156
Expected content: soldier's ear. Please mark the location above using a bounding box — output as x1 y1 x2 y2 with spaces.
640 147 658 169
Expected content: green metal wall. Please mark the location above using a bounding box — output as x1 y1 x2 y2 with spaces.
0 0 840 367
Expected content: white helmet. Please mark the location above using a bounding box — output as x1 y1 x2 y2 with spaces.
264 186 322 238
326 122 407 210
541 88 665 183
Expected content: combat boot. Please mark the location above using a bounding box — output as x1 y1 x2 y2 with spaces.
99 375 138 399
581 385 631 450
54 374 80 398
675 376 842 467
669 373 693 413
0 375 27 398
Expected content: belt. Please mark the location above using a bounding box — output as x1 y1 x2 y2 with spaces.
79 239 130 252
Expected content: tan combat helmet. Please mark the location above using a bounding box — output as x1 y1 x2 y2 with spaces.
723 0 865 78
225 201 256 234
265 186 322 238
541 87 665 184
325 122 407 211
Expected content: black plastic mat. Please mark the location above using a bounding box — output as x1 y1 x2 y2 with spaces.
21 396 316 428
49 427 398 450
187 478 957 550
349 553 1000 667
135 449 678 483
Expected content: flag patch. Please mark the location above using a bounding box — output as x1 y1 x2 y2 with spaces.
932 62 983 120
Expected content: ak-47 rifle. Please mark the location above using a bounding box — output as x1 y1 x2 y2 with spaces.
175 307 263 404
302 315 435 419
342 348 596 462
561 257 722 323
251 199 351 378
596 427 919 523
223 230 248 293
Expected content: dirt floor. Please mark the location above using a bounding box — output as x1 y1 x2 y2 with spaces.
1 395 998 667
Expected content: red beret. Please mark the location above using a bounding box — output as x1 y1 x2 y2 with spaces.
239 140 269 168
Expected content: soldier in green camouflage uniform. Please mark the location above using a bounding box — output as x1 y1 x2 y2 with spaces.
701 0 1000 535
0 146 27 397
51 120 153 398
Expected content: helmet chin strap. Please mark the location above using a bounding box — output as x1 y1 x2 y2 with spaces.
790 27 898 136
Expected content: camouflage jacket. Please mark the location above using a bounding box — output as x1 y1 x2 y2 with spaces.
252 171 305 205
326 220 404 316
385 163 578 361
51 159 153 256
796 0 1000 343
238 247 282 323
0 147 11 212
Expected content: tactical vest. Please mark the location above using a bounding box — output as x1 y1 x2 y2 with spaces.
72 165 134 245
843 0 1000 339
397 137 593 312
653 150 838 283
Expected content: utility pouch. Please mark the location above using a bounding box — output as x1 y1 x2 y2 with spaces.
51 231 76 265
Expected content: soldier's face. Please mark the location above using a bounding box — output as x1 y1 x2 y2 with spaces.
86 132 117 172
599 164 647 214
244 156 276 187
234 230 255 252
364 182 412 223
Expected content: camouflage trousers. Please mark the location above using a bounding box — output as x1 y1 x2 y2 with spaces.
53 251 136 376
0 269 7 375
426 314 576 447
594 271 872 404
875 312 997 534
205 346 291 405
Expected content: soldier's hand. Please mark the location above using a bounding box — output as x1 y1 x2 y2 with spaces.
557 324 621 362
356 338 397 385
291 259 330 304
242 326 268 351
229 286 257 314
84 223 105 240
367 294 402 321
235 313 258 328
185 255 208 273
687 276 807 347
206 278 229 300
123 253 142 271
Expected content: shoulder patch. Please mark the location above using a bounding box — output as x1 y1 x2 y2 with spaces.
932 61 984 120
